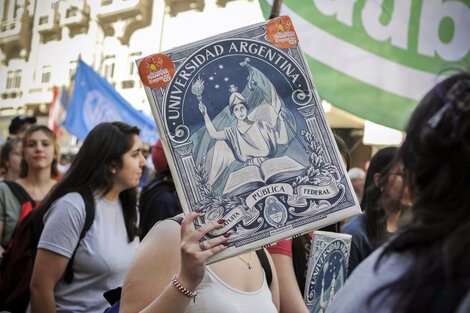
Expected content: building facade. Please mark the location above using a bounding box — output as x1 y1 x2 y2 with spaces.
0 0 264 142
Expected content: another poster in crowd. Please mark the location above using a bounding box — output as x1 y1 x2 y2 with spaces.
137 16 360 262
304 231 352 313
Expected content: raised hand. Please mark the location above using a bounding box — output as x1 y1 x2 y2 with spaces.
178 212 230 289
199 103 207 115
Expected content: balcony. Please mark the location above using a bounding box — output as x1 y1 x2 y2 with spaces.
164 0 205 16
36 10 61 41
0 13 33 63
96 0 152 45
60 0 90 36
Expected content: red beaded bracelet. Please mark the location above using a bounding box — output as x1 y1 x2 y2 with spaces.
171 275 198 302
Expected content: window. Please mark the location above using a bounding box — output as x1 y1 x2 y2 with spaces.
129 52 142 76
6 70 22 89
6 71 14 89
103 56 115 80
41 65 51 83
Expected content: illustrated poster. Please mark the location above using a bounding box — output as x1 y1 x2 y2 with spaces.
304 231 352 313
137 16 361 262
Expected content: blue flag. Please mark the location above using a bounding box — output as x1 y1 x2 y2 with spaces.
63 60 159 144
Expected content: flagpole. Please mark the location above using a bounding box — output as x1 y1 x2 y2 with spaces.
270 0 283 19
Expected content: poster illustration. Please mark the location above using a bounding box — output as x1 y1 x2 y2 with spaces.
138 16 361 262
304 231 352 313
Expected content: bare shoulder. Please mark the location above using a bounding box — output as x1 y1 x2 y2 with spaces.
120 217 183 312
133 217 182 264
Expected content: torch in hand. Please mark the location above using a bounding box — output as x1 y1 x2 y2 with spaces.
192 75 205 114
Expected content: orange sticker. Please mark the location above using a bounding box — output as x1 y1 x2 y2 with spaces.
266 16 298 49
139 54 175 88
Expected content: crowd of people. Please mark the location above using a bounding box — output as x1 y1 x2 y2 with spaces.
0 71 469 313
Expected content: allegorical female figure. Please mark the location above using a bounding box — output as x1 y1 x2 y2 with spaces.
199 84 288 181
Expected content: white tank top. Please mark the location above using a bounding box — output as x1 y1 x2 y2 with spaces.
186 267 278 313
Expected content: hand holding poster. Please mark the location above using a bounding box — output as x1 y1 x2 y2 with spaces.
138 16 361 262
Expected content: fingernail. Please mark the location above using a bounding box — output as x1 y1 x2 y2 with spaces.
223 242 229 246
195 209 203 213
224 232 231 237
217 219 225 224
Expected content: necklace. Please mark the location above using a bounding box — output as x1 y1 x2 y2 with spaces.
237 253 252 270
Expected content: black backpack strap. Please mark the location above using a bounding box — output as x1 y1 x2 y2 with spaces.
2 181 37 246
256 249 272 287
3 181 34 205
64 188 95 283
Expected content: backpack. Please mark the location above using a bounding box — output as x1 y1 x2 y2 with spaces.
103 216 273 312
0 184 95 313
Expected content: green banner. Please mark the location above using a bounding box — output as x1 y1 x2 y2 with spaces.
259 0 470 129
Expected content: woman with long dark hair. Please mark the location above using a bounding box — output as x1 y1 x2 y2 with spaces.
30 122 145 313
341 146 408 276
327 72 470 313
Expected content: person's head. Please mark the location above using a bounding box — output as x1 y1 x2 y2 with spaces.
0 136 22 180
398 72 470 230
334 134 351 171
35 122 143 242
64 121 145 194
141 142 152 160
230 102 248 121
370 73 470 313
152 139 170 178
348 167 366 201
361 147 398 211
8 115 37 137
19 125 59 179
361 146 401 248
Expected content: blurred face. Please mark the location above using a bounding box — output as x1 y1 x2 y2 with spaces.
385 165 410 207
23 130 56 171
142 143 151 159
113 135 147 191
6 142 22 174
233 103 247 121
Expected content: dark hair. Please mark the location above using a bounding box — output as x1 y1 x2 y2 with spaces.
20 125 60 179
373 72 470 312
362 146 398 249
0 136 22 175
290 134 349 293
33 122 141 242
334 133 351 171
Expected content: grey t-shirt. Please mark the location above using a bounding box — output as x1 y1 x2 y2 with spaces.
325 247 411 313
37 192 139 313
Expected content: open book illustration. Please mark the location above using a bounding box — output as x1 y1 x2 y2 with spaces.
223 155 304 195
137 16 361 262
304 231 352 313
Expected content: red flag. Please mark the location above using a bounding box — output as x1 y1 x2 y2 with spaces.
48 86 68 138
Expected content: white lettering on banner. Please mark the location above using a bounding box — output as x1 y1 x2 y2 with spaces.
313 0 358 26
362 0 412 50
418 0 470 61
83 90 122 130
305 0 470 61
267 0 447 99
